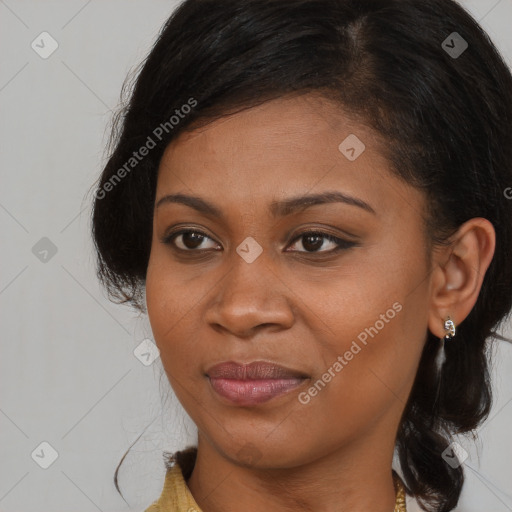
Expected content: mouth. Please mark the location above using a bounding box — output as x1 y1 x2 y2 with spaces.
206 360 309 406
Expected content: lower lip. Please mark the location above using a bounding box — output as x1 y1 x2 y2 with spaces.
208 377 306 405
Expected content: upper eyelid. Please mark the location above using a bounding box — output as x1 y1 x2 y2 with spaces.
163 222 358 240
163 227 347 241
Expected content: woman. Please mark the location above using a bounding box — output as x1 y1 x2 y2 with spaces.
91 0 512 510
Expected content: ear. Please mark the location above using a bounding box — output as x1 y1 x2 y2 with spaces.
427 218 496 338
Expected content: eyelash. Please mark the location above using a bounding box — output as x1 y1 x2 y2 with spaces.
162 228 358 255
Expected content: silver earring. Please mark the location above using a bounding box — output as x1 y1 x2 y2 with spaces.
432 316 457 418
435 316 456 372
444 316 456 339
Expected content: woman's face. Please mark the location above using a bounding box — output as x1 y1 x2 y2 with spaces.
146 94 433 468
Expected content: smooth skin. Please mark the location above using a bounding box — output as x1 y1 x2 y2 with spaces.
145 94 495 512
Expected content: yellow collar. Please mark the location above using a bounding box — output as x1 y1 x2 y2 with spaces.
144 461 203 512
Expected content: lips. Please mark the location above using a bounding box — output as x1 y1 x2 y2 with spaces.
206 361 309 406
207 361 308 380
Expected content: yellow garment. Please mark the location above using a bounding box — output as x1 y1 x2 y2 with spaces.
144 447 407 512
144 448 203 512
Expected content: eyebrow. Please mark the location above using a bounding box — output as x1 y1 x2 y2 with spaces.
155 191 376 217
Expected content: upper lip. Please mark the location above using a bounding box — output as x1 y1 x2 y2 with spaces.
206 361 309 380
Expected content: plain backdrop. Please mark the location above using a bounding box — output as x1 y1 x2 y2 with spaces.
1 1 511 511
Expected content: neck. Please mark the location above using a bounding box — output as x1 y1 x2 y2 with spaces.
187 431 398 512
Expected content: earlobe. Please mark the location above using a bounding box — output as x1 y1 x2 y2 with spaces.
427 217 495 338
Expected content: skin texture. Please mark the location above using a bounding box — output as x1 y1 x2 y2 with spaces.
145 94 495 512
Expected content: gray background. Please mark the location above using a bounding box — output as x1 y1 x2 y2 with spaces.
0 1 511 511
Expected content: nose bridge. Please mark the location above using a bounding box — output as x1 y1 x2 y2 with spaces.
224 236 276 310
232 234 269 293
206 235 294 335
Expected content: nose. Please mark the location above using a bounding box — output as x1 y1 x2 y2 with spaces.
203 245 295 338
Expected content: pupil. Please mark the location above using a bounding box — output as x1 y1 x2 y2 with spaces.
183 232 203 249
303 234 323 252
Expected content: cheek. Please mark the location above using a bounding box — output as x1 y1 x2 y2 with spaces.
145 255 171 336
145 261 210 426
145 250 212 385
145 245 200 326
302 245 430 402
295 295 427 452
145 253 190 353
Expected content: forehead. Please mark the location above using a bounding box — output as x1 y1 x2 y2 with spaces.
156 94 424 222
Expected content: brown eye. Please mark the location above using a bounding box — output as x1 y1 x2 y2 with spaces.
163 230 220 251
286 231 357 253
